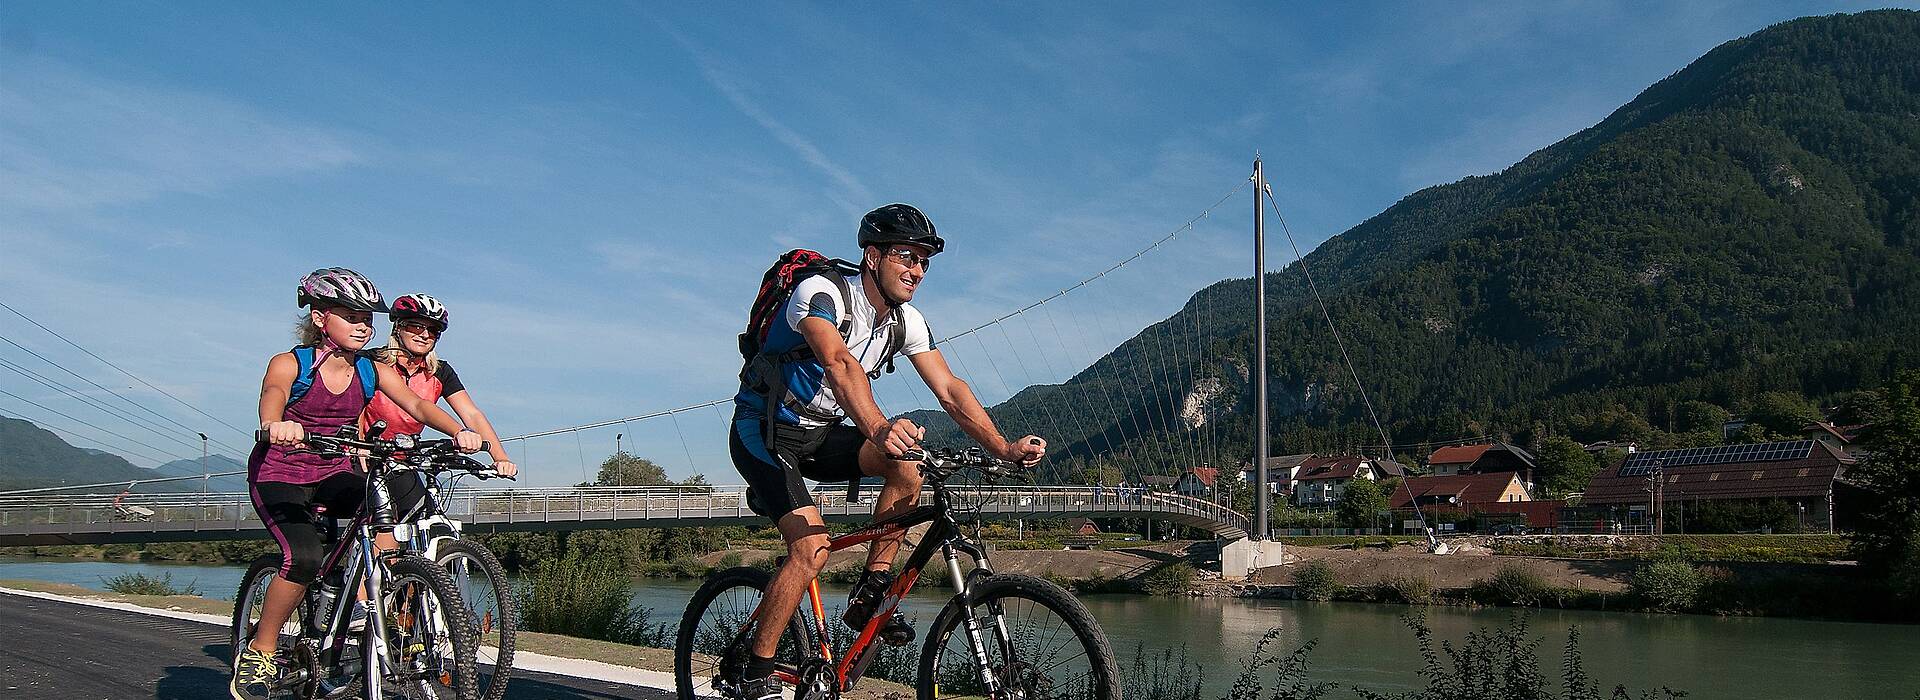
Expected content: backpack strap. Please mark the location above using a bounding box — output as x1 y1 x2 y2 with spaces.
286 346 378 405
355 354 379 402
873 307 906 378
287 346 317 405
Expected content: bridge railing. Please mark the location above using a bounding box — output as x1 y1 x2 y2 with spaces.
0 484 1248 536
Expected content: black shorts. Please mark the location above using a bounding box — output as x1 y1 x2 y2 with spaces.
385 470 436 524
729 412 868 519
250 472 366 585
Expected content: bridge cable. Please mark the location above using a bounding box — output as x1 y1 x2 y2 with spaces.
0 357 211 454
0 300 254 442
1262 184 1431 536
669 411 700 479
1092 279 1181 481
0 333 248 455
991 320 1068 452
1043 297 1134 475
0 388 183 463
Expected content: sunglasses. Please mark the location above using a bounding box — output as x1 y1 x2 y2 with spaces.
396 321 442 337
882 247 933 271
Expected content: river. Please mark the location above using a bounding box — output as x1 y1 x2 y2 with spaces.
2 555 1915 699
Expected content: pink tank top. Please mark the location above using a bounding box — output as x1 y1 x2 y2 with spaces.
361 362 444 439
248 359 371 484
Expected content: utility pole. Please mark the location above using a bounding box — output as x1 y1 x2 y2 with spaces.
1253 156 1269 542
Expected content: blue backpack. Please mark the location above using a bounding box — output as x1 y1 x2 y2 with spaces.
286 346 378 405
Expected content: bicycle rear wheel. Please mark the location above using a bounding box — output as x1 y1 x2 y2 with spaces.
918 574 1120 700
436 539 517 700
674 566 813 700
373 553 481 700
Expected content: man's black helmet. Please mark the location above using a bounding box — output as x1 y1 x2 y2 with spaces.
858 203 944 255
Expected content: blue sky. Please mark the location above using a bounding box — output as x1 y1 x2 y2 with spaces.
1 1 1905 486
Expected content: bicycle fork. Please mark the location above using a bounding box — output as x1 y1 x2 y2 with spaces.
358 525 391 700
945 543 1006 697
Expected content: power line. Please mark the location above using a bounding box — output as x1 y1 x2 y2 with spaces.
0 389 181 463
0 356 209 454
0 299 253 441
0 331 246 454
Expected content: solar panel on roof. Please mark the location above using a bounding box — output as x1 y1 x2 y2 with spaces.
1616 440 1814 476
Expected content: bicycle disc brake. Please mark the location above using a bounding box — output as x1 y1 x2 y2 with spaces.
795 659 840 700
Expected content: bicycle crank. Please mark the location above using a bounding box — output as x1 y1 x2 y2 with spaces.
795 659 840 700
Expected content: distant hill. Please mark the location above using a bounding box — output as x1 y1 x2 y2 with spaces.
0 416 190 492
151 454 250 492
924 10 1920 481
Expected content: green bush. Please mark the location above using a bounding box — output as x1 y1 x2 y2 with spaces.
1630 560 1705 612
1474 564 1550 607
1375 575 1435 605
1139 562 1196 596
1292 561 1339 601
515 553 670 647
101 572 198 596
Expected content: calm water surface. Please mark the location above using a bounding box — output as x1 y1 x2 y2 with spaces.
5 556 1916 699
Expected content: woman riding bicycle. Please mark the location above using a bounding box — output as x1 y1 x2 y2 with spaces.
360 293 517 526
234 268 482 700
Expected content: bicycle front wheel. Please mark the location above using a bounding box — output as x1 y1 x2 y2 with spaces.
918 574 1120 700
374 554 481 700
437 539 517 700
674 566 813 700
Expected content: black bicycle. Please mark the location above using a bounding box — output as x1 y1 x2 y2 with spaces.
675 445 1121 700
232 425 481 700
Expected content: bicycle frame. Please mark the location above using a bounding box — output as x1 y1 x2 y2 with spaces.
759 485 1005 695
285 467 402 700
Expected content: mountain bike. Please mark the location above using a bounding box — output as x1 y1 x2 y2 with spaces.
674 445 1121 700
232 426 481 700
388 451 519 700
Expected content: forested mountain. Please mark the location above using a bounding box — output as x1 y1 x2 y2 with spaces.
930 10 1920 482
0 416 193 492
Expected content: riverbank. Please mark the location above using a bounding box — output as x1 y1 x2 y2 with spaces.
1222 539 1906 623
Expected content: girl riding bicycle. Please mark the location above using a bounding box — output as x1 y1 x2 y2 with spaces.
234 268 482 700
360 292 517 524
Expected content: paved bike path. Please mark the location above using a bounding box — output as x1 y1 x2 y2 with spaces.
0 590 672 699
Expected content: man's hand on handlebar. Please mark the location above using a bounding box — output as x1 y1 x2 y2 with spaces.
997 435 1046 468
872 418 924 458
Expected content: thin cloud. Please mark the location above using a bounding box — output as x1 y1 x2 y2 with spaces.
0 58 364 212
662 28 874 212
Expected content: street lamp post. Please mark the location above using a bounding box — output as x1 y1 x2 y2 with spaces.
616 433 624 455
198 433 209 499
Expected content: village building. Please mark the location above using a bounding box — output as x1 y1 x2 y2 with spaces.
1390 471 1556 531
1144 466 1219 498
1800 421 1866 460
1579 439 1856 533
1240 454 1314 498
1292 455 1406 507
1423 442 1540 494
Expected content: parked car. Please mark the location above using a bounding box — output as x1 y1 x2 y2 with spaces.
1490 523 1531 536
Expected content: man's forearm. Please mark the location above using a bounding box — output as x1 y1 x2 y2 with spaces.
824 358 890 439
937 381 1009 454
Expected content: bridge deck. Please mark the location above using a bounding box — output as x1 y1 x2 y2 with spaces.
0 485 1247 546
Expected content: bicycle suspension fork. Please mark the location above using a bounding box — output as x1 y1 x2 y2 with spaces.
945 542 1006 696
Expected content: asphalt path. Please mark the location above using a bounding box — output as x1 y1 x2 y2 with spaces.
0 591 671 699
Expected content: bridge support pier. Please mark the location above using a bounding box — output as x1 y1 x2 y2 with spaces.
1220 538 1285 581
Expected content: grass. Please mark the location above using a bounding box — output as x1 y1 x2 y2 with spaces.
101 571 199 596
1484 534 1847 563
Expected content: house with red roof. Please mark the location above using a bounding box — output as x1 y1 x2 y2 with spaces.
1580 439 1856 532
1393 472 1531 509
1292 455 1405 507
1424 442 1540 493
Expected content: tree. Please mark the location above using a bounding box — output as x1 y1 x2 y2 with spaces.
1848 371 1920 603
1675 401 1731 435
1336 477 1387 529
1745 392 1821 439
1533 436 1600 497
586 451 671 487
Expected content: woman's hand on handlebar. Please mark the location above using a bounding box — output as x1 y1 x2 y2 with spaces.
454 429 483 453
491 459 518 478
263 421 306 448
996 435 1046 468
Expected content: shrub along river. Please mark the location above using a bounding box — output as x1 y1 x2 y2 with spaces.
1 555 1915 699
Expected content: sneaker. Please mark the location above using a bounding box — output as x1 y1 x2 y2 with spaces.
737 674 784 700
842 570 915 647
230 646 278 700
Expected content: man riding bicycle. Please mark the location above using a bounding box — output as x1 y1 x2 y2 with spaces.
729 203 1046 700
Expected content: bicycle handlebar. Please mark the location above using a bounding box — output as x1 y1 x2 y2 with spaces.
255 426 510 479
